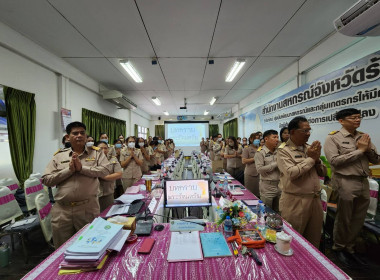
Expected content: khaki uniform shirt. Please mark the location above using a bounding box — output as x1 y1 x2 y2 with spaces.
120 148 144 179
140 146 153 171
156 143 167 162
99 156 122 197
254 145 280 181
277 139 326 195
242 145 258 176
224 145 243 169
213 141 223 160
146 146 155 166
42 146 111 203
200 141 207 153
324 128 380 176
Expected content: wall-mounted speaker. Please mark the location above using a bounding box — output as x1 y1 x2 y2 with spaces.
158 117 161 120
211 116 214 120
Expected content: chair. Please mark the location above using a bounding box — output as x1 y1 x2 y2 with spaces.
24 177 47 212
2 178 19 195
368 178 379 216
0 187 40 263
35 193 54 249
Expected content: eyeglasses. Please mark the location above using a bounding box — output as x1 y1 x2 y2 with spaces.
345 116 362 120
296 129 312 134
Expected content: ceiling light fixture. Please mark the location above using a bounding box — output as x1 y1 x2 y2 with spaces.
210 97 217 106
152 96 161 106
163 111 169 115
119 60 143 83
204 110 209 115
225 59 246 82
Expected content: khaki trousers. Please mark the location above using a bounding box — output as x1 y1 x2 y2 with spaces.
260 181 281 213
244 174 260 198
51 197 99 249
99 193 114 213
122 178 139 192
280 192 323 248
332 175 370 253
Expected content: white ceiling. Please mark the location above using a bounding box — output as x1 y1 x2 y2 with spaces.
0 0 357 117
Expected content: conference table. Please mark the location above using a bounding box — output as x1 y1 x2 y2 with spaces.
22 158 351 280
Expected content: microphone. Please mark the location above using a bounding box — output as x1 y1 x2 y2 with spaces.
148 212 207 227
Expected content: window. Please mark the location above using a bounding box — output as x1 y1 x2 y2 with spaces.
138 125 148 139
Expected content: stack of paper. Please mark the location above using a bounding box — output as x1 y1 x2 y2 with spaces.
59 217 130 274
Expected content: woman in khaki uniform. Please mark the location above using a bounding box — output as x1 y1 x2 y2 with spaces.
200 138 207 154
95 141 123 212
242 133 261 197
120 136 143 190
224 136 243 178
138 137 152 174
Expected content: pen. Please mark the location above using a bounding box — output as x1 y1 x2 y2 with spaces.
231 242 238 257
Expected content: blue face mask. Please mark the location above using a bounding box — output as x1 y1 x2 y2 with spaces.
115 144 122 149
101 139 108 144
253 139 261 146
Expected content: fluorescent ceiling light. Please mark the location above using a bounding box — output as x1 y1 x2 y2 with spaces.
119 60 143 83
210 97 217 106
204 110 209 115
225 59 246 82
152 96 161 106
163 111 169 115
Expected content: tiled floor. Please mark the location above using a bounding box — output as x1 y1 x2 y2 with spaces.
1 222 380 280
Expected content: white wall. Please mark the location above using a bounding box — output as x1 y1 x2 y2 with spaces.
0 22 151 181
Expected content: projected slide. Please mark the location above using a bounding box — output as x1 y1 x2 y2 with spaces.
166 122 208 147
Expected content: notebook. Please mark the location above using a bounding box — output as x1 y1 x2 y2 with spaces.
200 232 232 258
167 231 203 262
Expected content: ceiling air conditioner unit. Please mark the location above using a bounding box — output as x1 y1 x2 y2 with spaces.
102 90 137 110
334 0 380 37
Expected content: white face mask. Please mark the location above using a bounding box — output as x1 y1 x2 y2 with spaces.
86 142 94 147
128 142 135 149
218 138 222 141
139 142 145 147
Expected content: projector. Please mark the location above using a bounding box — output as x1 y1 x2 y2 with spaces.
180 106 187 109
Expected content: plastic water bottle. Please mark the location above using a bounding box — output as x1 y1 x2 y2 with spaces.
224 175 229 192
256 200 266 232
224 216 233 237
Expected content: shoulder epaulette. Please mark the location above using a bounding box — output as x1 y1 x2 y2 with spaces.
54 148 69 155
329 131 338 135
278 142 286 149
92 146 100 151
257 146 262 151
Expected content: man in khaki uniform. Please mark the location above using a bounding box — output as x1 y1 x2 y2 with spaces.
120 136 144 190
324 108 380 267
209 137 215 160
96 141 122 212
277 116 326 248
213 134 224 160
200 137 207 154
42 122 111 248
254 129 281 212
242 133 260 197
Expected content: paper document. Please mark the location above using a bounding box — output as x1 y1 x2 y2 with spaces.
115 194 144 204
11 217 37 228
148 199 158 213
108 230 131 252
200 232 232 258
125 185 140 194
106 204 130 217
167 231 203 262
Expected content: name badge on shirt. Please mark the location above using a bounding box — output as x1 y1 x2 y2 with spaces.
265 154 271 157
342 142 349 144
85 157 96 161
295 155 302 158
60 160 70 164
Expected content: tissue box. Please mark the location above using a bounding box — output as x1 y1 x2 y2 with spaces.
107 216 136 233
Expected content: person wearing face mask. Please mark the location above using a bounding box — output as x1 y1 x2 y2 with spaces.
120 136 143 190
242 137 248 148
224 136 243 179
62 135 71 149
242 133 260 197
155 136 166 163
146 140 155 170
149 140 161 169
138 137 152 174
254 130 281 212
213 134 224 161
94 141 122 212
209 136 216 160
99 133 109 145
118 134 125 145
